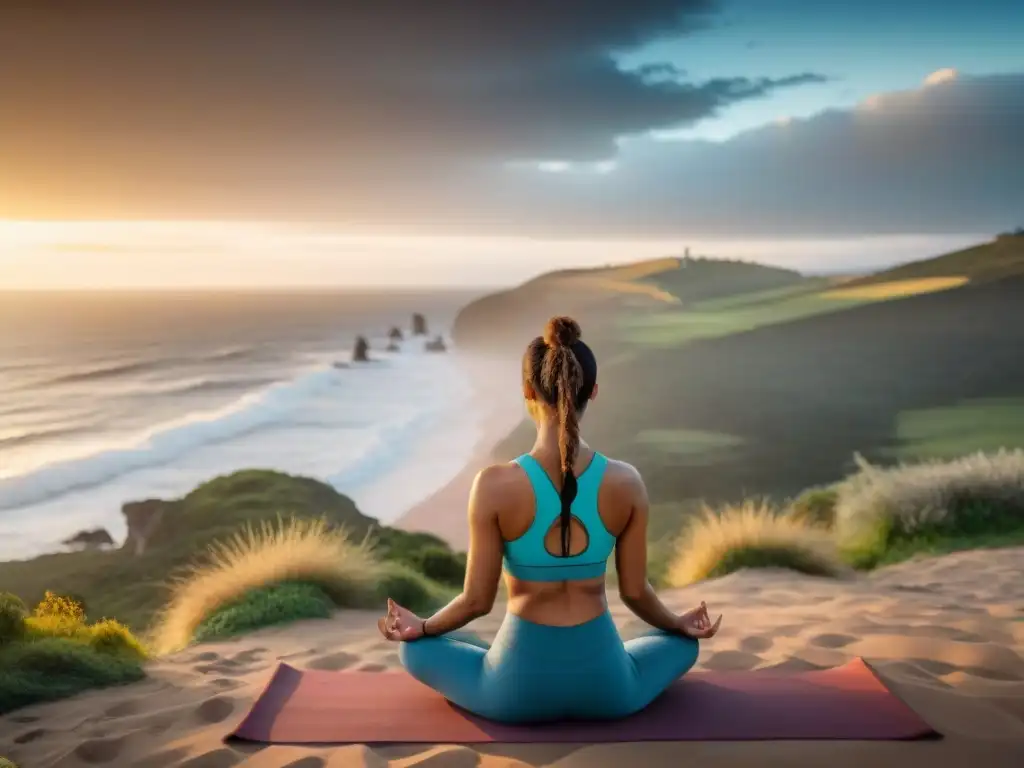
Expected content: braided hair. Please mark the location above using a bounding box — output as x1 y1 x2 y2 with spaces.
522 316 598 556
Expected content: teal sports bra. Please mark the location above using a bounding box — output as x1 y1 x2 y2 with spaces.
503 452 616 581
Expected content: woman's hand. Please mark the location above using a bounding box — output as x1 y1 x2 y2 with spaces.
677 601 722 639
377 598 426 642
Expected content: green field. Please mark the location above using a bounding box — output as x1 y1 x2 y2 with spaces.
887 398 1024 460
618 289 870 347
633 429 745 466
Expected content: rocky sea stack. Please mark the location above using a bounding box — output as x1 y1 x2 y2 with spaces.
353 335 370 362
62 528 115 550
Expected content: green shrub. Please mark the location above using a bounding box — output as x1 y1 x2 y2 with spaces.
787 486 839 529
0 638 145 714
88 619 148 661
193 581 334 644
33 591 86 623
411 547 466 586
375 563 454 615
0 594 27 645
0 757 19 768
834 450 1024 568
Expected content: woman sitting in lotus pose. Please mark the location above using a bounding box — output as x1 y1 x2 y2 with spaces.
378 316 722 723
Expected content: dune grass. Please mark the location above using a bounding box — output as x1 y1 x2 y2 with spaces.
151 516 455 654
0 757 18 767
787 486 840 529
0 591 147 715
832 450 1024 569
665 449 1024 585
152 517 375 653
665 501 846 587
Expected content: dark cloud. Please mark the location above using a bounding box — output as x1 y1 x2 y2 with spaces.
481 72 1024 237
0 0 825 220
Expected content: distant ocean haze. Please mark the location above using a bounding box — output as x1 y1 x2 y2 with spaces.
0 289 490 559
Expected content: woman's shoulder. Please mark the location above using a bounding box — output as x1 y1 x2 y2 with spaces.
594 455 646 504
471 460 533 504
600 455 644 485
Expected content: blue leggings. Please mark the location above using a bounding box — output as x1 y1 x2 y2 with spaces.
399 611 699 724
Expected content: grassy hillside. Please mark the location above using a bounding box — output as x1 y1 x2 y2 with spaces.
451 255 806 352
0 471 463 631
485 239 1024 542
838 233 1024 289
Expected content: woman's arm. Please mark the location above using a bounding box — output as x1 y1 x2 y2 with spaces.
615 471 684 633
418 466 505 637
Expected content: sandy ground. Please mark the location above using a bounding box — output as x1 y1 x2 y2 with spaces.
3 548 1024 768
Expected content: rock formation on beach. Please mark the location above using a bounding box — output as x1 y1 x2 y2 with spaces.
62 528 114 549
388 326 404 341
122 499 175 555
425 334 447 352
412 313 428 336
353 335 370 362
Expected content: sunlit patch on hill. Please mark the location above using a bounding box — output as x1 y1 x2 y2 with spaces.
564 257 684 304
820 276 968 301
634 428 745 465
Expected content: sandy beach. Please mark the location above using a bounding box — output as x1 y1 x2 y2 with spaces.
3 547 1024 767
395 352 525 549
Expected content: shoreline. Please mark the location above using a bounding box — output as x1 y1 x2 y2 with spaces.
0 333 497 562
393 351 524 549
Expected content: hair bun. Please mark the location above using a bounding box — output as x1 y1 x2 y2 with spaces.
543 316 582 348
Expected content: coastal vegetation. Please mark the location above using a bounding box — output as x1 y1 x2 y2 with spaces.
0 471 464 639
0 591 146 714
665 449 1024 584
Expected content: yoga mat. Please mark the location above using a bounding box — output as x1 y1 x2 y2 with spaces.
229 658 938 744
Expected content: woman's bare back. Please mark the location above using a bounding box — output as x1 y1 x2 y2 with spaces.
490 448 638 626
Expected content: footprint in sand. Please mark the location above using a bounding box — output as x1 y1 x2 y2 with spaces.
881 660 953 687
909 658 960 676
231 647 268 664
73 735 126 764
280 758 327 768
358 662 387 672
189 651 222 663
810 633 857 649
195 658 252 677
700 650 762 671
209 677 243 691
306 651 358 671
195 695 237 724
177 747 243 768
13 727 46 744
129 747 192 768
103 699 142 718
738 635 774 654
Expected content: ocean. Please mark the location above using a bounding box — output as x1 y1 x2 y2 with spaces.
0 289 489 560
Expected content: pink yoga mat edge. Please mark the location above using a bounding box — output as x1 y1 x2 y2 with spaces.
227 657 941 745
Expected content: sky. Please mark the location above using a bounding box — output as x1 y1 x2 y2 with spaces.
1 0 1022 288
